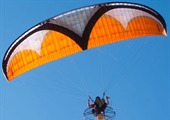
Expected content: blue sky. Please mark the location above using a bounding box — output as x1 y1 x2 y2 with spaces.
0 0 169 120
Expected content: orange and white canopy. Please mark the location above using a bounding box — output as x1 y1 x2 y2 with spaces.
2 2 167 81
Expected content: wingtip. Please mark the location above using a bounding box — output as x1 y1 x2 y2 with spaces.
163 29 168 36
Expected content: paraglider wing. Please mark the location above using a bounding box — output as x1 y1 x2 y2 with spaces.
2 2 167 81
